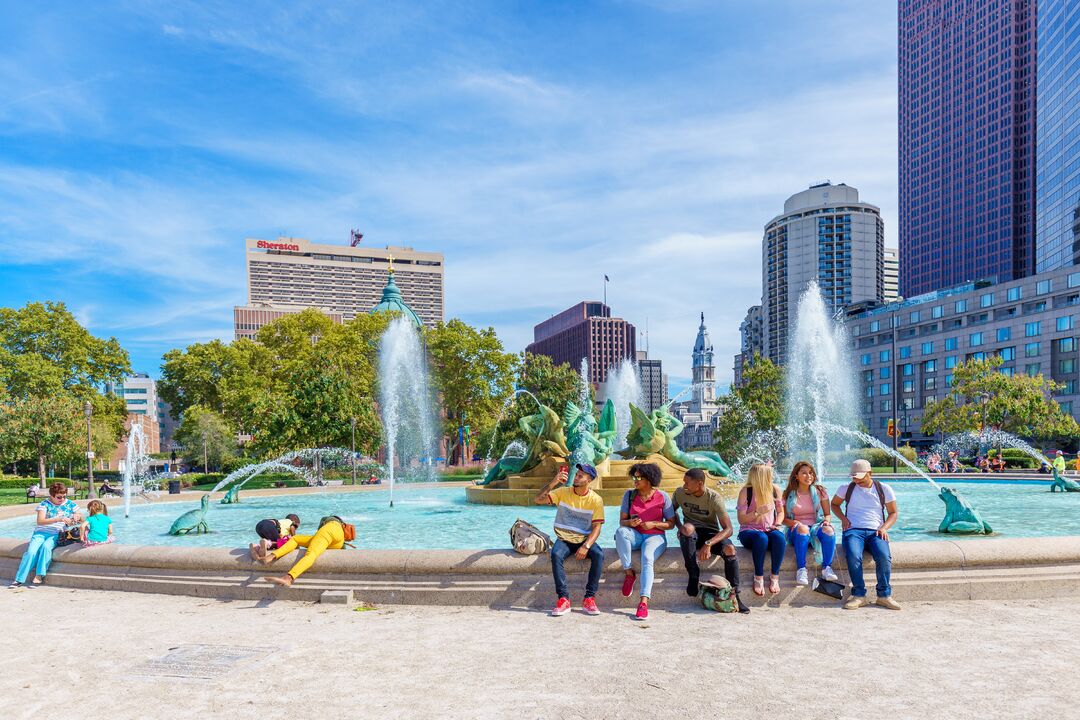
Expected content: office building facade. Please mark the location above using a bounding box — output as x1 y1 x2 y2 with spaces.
899 0 1037 296
527 302 636 386
848 265 1080 445
635 350 667 413
763 182 884 365
1035 0 1080 271
884 248 901 302
733 304 764 387
234 237 444 339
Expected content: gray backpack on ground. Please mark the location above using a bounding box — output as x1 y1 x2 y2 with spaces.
509 518 553 555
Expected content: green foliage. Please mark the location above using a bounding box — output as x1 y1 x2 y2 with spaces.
985 448 1040 469
714 354 784 457
425 319 517 463
478 353 582 458
174 407 236 472
856 445 917 468
922 355 1080 440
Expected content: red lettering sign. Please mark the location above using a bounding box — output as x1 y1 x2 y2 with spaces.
256 240 300 252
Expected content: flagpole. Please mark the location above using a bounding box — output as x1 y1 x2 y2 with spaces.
603 275 608 308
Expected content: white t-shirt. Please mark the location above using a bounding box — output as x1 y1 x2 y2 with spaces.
834 481 896 530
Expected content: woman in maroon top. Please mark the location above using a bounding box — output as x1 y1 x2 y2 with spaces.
615 462 675 620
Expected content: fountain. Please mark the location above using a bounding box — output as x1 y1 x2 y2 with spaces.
121 422 151 519
378 315 438 507
602 358 643 449
932 429 1080 493
478 389 544 482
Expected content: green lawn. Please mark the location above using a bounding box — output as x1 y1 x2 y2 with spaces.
0 487 35 507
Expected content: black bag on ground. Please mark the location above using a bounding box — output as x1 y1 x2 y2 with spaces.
55 526 81 548
812 576 845 599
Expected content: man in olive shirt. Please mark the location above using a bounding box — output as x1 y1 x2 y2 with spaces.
672 468 749 613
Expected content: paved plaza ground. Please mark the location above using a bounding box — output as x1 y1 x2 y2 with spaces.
2 587 1075 719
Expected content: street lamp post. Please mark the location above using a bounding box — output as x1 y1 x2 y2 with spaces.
84 401 97 500
891 307 899 473
350 416 357 486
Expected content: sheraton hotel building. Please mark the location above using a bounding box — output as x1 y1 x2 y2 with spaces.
233 237 444 339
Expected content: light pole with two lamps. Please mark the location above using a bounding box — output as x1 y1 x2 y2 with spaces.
84 401 97 500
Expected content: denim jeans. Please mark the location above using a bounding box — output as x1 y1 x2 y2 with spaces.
550 538 604 600
15 530 59 583
677 528 740 592
842 528 892 598
738 528 787 576
614 526 667 598
786 524 837 569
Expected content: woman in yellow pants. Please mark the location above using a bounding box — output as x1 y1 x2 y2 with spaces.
261 519 344 587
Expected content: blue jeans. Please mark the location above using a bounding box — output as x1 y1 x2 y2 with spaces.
787 524 837 569
614 527 667 598
842 528 892 598
15 530 59 583
550 538 604 600
738 528 786 576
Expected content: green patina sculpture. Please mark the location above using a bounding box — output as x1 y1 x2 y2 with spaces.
622 403 731 477
562 399 617 469
477 404 568 486
220 485 241 504
168 494 210 535
1050 468 1080 492
937 486 992 534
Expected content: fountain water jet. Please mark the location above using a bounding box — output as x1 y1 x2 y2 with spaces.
122 422 151 518
378 316 438 507
602 359 642 449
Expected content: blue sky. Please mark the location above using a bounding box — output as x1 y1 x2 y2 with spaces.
0 1 898 391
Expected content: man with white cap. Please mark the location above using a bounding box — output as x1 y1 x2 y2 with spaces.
831 459 901 610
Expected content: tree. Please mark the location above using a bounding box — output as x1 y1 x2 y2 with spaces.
174 406 236 472
425 319 517 464
0 395 84 484
922 355 1079 439
478 353 582 458
714 354 784 457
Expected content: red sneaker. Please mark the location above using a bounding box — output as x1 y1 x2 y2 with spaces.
551 597 571 616
621 571 636 597
635 601 649 620
582 597 600 615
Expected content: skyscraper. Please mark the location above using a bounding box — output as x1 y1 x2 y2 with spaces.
884 248 901 302
733 304 763 387
898 0 1037 296
762 182 884 365
1035 0 1080 271
526 302 636 386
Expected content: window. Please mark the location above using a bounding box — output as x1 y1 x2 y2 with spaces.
1060 338 1076 352
902 363 914 376
932 305 943 319
1069 272 1080 289
945 374 954 387
880 383 891 396
899 346 911 359
864 370 874 382
969 332 984 346
999 347 1015 361
879 349 891 362
910 310 921 323
996 327 1011 342
1061 359 1076 374
980 293 994 308
1007 287 1022 301
1037 279 1052 295
1025 342 1041 357
860 354 871 366
924 377 936 390
1063 380 1078 394
970 351 987 361
1026 321 1041 337
1000 367 1015 377
1057 316 1074 332
880 367 891 379
1062 401 1074 414
880 399 892 412
945 355 958 369
126 399 147 405
955 299 967 313
945 337 958 351
1026 363 1041 376
869 320 880 332
901 397 915 410
865 386 874 398
903 380 914 392
924 359 937 373
921 342 934 355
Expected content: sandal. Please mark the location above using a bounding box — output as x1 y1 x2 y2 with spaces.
769 576 780 594
752 576 765 596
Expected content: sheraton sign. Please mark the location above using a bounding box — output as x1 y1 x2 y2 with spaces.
256 240 301 252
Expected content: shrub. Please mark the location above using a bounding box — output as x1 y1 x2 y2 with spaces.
856 445 916 468
986 448 1040 469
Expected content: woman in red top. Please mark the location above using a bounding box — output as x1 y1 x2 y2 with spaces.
615 462 675 620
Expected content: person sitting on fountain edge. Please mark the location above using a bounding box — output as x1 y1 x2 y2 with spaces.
671 468 749 614
535 463 605 617
831 459 901 610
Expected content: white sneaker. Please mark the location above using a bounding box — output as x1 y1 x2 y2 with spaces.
821 566 839 582
795 568 809 586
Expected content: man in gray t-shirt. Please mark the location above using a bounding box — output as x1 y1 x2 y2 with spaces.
831 459 900 611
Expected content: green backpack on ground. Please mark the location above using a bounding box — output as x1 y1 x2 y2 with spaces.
699 574 737 613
